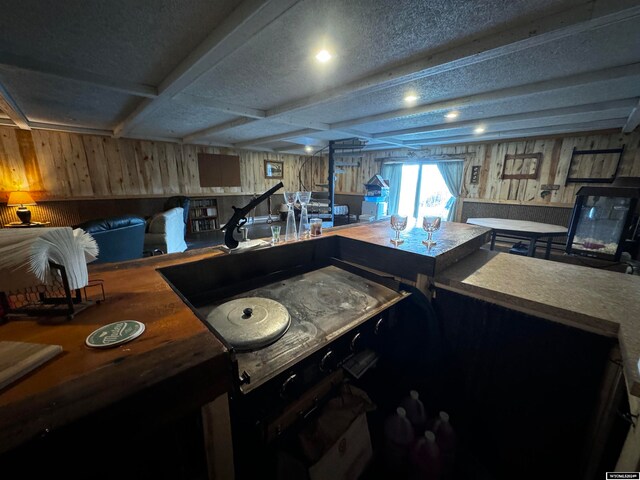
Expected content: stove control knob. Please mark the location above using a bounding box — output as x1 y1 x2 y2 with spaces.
350 332 363 352
319 350 336 372
280 373 298 399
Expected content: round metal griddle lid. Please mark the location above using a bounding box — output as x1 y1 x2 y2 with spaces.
206 297 290 352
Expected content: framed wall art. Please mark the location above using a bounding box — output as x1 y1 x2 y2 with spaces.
501 153 542 180
264 160 283 179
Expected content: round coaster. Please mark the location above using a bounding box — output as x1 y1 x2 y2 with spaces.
86 320 145 348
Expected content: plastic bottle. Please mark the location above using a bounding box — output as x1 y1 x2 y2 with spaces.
433 411 456 477
384 406 415 475
409 431 441 480
400 390 428 435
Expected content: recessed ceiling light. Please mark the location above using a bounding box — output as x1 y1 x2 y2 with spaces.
315 50 332 63
305 145 314 153
474 126 485 134
404 94 419 104
445 111 459 119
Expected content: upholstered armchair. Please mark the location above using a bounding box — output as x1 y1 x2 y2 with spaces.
164 196 190 235
144 207 188 254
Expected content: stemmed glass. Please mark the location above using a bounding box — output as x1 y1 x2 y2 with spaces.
283 191 299 242
390 214 408 245
297 191 312 239
422 215 442 246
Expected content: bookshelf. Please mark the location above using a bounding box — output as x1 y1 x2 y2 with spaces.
188 198 219 233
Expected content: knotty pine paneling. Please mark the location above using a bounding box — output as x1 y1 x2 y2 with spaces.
461 131 640 205
0 126 322 201
328 131 640 207
2 126 638 213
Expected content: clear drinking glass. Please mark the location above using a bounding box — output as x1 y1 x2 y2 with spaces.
390 214 408 245
270 225 281 244
422 215 442 246
297 191 312 239
283 191 299 241
310 218 322 236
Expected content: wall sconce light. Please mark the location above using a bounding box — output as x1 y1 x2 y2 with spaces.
7 191 37 224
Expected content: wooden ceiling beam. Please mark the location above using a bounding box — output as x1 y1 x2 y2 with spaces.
373 99 638 139
114 0 301 138
0 81 29 129
0 51 157 98
330 63 640 131
622 99 640 133
178 72 636 148
337 128 418 150
173 93 266 119
28 121 112 136
232 128 318 148
175 4 640 144
230 125 414 151
264 4 640 118
403 119 628 146
183 117 257 143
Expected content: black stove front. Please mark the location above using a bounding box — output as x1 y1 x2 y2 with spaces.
202 260 410 479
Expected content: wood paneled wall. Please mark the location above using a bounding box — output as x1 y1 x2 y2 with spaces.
1 125 638 211
0 126 324 201
329 131 640 206
461 131 640 205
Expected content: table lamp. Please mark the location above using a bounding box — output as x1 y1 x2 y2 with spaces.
7 191 36 224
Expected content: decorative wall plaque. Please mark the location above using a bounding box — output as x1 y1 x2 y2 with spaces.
470 166 480 184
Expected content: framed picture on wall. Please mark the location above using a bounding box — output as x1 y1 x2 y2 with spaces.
264 160 283 179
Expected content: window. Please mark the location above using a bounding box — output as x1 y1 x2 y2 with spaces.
398 164 452 220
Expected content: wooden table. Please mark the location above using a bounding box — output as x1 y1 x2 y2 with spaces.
3 221 51 228
466 217 568 259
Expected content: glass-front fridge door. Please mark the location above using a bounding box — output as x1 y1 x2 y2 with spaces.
568 195 632 260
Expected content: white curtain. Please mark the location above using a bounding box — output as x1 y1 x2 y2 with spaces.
437 161 464 221
381 163 403 215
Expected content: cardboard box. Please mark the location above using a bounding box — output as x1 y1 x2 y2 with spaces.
278 413 373 480
309 413 372 480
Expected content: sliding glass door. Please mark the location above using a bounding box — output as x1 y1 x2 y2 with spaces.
397 164 453 220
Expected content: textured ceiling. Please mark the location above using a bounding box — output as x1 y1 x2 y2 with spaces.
0 0 638 154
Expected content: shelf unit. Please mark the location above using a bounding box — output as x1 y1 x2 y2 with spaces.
188 198 219 233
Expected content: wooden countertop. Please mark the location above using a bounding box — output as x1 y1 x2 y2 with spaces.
435 249 640 396
2 219 639 454
325 219 492 276
0 246 230 454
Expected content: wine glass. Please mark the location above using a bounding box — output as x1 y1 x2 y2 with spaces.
283 191 299 241
422 215 442 246
390 214 408 245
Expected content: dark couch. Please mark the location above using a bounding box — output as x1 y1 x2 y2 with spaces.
76 215 146 263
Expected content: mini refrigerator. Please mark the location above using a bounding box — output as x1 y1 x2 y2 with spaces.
566 181 640 261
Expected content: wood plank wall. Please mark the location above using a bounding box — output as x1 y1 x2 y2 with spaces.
330 130 640 207
1 125 638 212
0 126 324 201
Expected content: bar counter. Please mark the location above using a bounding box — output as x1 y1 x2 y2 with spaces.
1 219 639 456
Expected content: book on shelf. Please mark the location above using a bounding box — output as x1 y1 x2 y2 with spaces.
190 218 217 232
